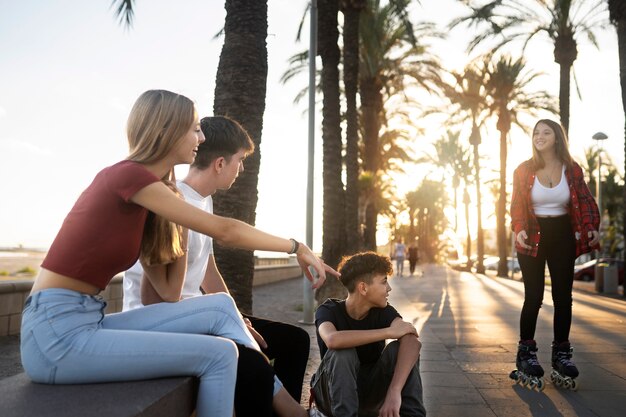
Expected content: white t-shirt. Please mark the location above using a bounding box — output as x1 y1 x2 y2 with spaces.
122 180 213 311
395 243 406 258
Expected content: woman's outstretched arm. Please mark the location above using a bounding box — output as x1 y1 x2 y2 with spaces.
130 181 339 287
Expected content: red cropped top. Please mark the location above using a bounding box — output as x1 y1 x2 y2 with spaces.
41 160 160 290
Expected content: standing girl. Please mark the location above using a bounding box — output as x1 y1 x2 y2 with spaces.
510 119 599 389
20 90 336 417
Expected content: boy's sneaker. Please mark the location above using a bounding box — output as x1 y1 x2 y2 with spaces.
308 407 328 417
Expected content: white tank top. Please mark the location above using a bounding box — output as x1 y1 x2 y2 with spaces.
531 166 570 216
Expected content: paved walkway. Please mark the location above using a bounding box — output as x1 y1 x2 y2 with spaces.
3 265 625 416
387 264 625 417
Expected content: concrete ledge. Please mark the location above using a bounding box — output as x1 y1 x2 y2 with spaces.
0 373 197 417
253 264 303 286
0 263 303 336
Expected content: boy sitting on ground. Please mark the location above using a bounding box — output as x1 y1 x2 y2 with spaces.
311 251 426 417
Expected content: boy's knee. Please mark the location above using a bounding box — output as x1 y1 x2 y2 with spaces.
324 348 359 368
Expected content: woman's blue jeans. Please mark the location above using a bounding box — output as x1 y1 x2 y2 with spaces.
20 288 259 417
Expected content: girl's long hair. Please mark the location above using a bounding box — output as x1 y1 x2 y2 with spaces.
127 90 193 265
139 180 186 266
127 90 195 165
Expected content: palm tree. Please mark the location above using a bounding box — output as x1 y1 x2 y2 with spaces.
408 180 448 262
212 0 269 313
341 0 367 254
315 0 347 303
421 130 471 234
454 0 609 133
485 55 557 277
439 62 490 273
359 0 441 249
608 0 626 259
581 146 599 195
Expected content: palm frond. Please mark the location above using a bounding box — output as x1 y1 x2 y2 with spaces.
110 0 135 28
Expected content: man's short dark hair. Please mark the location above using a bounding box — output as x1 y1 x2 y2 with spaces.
337 252 393 292
192 116 255 169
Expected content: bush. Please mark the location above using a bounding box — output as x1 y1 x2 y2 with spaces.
16 266 36 275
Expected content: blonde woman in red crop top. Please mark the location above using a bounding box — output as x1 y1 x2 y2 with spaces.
21 90 338 417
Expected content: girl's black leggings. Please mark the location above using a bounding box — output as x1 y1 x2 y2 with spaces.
517 215 576 343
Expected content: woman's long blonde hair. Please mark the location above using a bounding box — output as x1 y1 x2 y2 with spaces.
127 90 193 265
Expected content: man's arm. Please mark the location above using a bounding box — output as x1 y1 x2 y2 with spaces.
200 254 229 294
199 253 267 348
379 318 422 417
318 317 417 350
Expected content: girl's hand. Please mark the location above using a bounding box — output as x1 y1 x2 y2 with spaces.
588 230 600 247
516 230 532 250
295 242 340 289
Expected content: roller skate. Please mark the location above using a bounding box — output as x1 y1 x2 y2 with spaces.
509 340 545 391
550 341 579 390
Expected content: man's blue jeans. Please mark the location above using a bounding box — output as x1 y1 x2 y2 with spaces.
21 289 258 417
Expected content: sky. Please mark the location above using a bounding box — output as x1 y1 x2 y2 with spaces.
0 0 623 253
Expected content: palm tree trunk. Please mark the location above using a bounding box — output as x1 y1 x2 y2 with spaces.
473 144 485 273
360 78 383 250
558 61 572 134
470 122 485 273
464 188 471 262
612 5 626 267
316 0 347 302
342 3 362 254
554 33 577 134
496 127 508 277
212 0 268 314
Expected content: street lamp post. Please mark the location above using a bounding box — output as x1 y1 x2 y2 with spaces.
301 0 317 324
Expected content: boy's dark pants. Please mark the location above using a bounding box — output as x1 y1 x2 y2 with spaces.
246 315 310 402
311 341 426 417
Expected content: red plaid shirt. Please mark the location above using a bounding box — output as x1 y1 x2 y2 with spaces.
510 160 600 258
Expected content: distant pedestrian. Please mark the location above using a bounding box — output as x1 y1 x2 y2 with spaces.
408 240 419 276
394 239 406 276
510 119 599 388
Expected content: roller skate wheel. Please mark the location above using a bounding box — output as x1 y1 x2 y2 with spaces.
528 379 536 389
509 370 519 381
521 375 529 387
537 378 546 391
563 379 571 389
570 379 578 391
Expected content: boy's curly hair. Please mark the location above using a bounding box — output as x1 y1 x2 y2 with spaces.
338 251 393 292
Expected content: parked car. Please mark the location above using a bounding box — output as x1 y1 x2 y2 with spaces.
573 258 624 285
447 256 473 272
483 256 521 273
